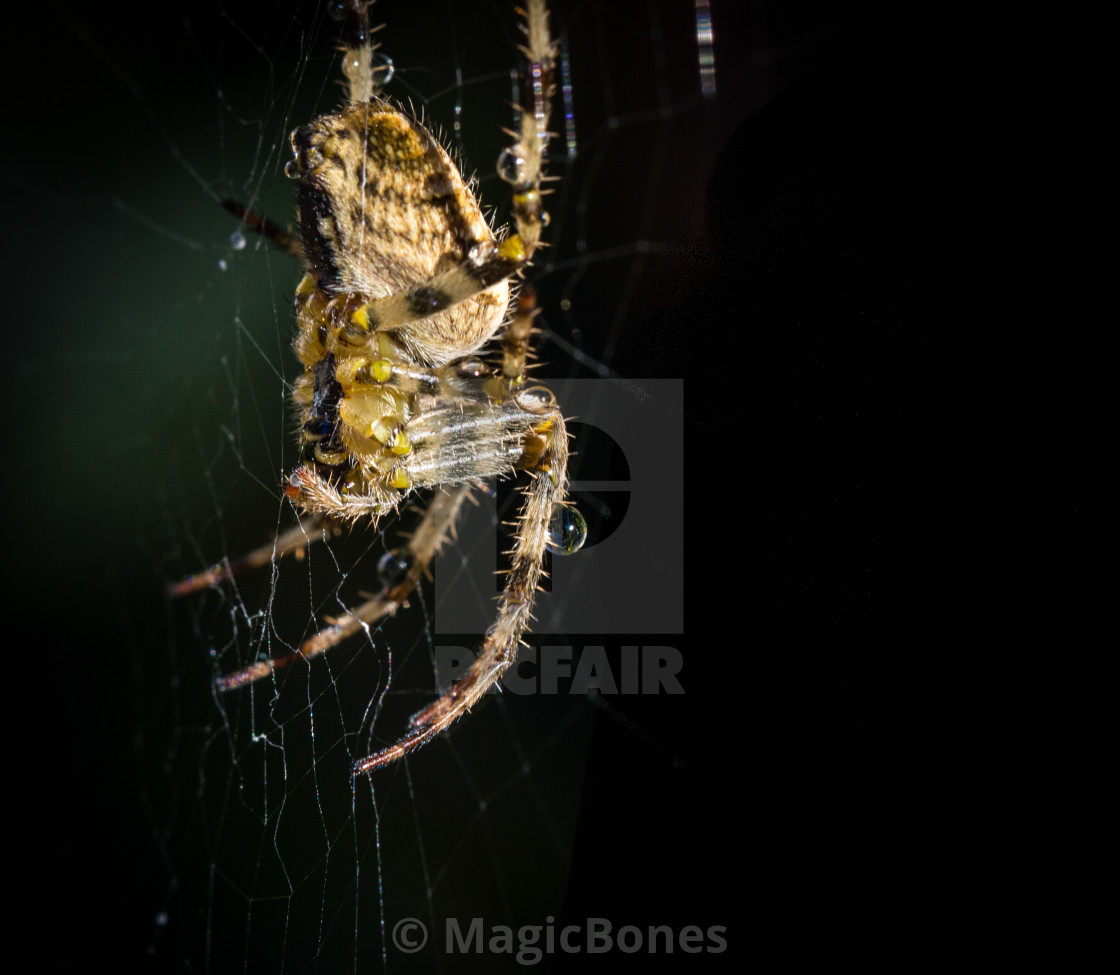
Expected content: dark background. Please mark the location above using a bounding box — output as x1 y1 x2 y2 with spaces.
4 1 1076 971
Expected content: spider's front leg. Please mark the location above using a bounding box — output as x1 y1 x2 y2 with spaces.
352 391 581 774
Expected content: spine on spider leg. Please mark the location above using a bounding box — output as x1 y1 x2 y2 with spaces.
500 0 558 259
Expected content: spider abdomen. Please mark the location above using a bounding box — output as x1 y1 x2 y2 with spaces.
290 102 509 367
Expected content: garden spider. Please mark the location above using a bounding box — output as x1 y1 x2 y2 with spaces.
173 0 585 774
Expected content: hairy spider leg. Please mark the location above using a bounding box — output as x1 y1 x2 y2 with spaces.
353 402 572 773
505 0 557 257
286 389 551 519
169 517 323 597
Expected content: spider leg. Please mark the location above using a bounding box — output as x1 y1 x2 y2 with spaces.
353 400 572 774
220 199 303 258
504 0 557 256
501 284 539 384
284 386 543 529
281 464 401 522
213 483 472 691
169 516 323 596
403 393 547 487
335 0 380 106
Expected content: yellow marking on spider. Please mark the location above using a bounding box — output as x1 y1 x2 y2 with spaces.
314 444 348 465
498 235 527 263
390 435 412 456
388 468 411 491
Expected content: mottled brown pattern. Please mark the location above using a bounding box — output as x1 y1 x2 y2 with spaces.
295 103 507 366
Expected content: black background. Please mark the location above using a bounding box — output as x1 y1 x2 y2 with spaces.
4 1 1078 971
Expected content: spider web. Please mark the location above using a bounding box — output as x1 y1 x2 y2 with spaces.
12 0 974 971
141 2 721 969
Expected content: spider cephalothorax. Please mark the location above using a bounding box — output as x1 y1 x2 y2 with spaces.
174 0 585 774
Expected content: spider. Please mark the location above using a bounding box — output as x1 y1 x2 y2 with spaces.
172 0 585 775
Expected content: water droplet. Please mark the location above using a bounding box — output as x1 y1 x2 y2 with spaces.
217 259 228 272
517 386 555 411
377 551 412 589
327 2 346 21
284 159 300 180
547 505 587 555
155 911 168 927
496 146 526 184
456 357 486 378
372 52 395 86
230 231 246 251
